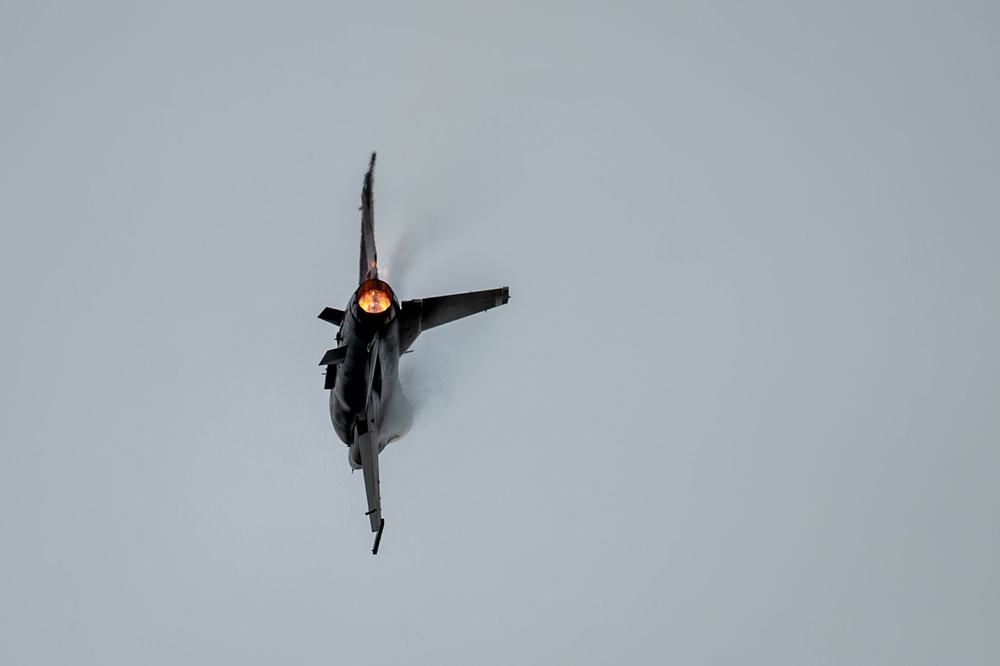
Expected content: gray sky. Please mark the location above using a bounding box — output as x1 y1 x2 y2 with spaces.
2 2 998 664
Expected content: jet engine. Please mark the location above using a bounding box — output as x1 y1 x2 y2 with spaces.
356 279 393 315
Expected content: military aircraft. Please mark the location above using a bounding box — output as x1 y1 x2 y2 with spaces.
318 153 509 554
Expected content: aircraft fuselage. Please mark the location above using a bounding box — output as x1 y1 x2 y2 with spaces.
330 279 412 469
317 152 508 552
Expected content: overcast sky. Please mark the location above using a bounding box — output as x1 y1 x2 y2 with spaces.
2 2 999 664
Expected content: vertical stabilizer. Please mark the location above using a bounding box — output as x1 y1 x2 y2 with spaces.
359 152 378 284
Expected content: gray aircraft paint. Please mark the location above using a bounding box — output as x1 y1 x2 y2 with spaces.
2 2 999 665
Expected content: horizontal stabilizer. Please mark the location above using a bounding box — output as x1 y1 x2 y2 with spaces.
318 307 344 326
319 347 348 366
406 287 509 330
399 286 510 352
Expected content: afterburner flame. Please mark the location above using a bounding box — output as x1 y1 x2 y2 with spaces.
359 287 391 314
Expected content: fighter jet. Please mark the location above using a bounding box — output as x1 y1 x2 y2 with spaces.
318 153 509 554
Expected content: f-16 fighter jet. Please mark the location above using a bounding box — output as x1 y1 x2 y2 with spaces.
318 153 509 554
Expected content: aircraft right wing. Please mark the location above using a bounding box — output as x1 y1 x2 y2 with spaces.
399 286 510 352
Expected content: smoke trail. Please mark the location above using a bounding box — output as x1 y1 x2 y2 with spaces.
381 216 446 296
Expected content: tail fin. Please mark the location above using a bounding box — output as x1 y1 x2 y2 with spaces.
359 152 378 284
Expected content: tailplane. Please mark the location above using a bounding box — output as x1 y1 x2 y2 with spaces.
399 287 510 352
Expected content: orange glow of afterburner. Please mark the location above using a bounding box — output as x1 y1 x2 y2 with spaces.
359 287 391 314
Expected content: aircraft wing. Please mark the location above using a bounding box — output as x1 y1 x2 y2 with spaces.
356 333 385 553
400 286 509 351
